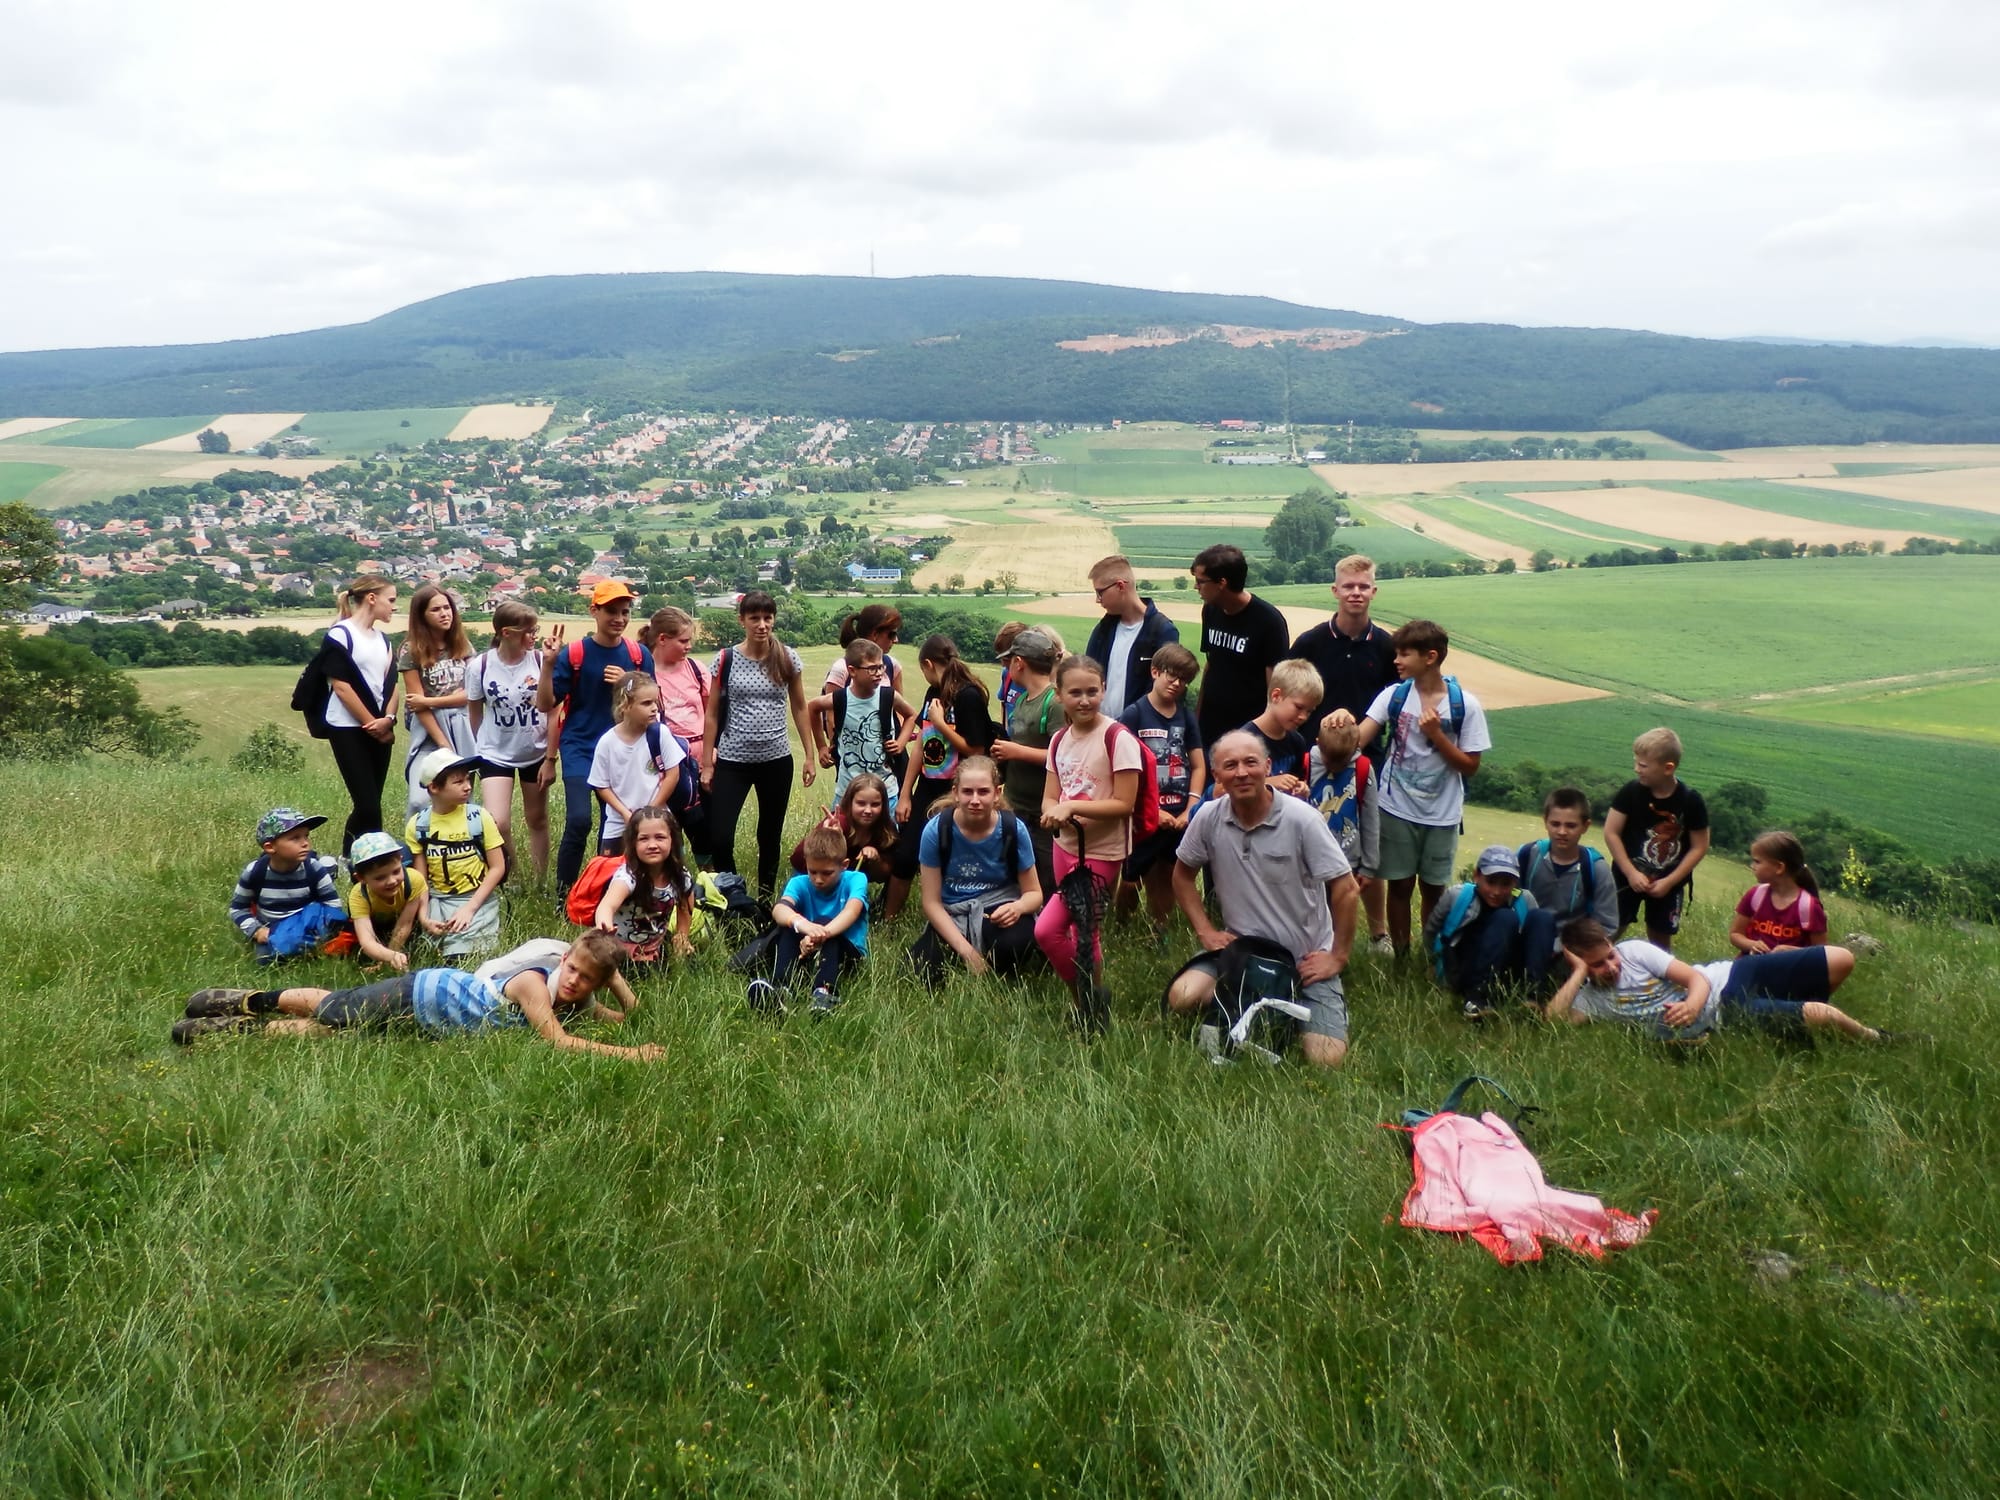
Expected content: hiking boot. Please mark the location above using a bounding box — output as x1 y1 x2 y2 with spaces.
184 988 256 1018
809 986 840 1019
746 978 784 1017
172 1014 267 1046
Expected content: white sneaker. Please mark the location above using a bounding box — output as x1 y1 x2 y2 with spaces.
1369 934 1395 957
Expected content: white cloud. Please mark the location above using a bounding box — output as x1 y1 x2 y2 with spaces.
2 0 1998 352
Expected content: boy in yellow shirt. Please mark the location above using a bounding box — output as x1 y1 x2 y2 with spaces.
343 830 427 970
405 749 506 959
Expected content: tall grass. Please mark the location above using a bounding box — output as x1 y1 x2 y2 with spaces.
1 753 1995 1496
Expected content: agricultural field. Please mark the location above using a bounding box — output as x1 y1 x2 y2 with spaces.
139 413 307 453
1393 428 1723 460
0 418 78 442
1755 677 2000 747
0 461 62 503
293 407 473 454
447 403 556 441
0 441 334 508
1114 521 1271 570
5 662 1996 1493
1476 694 2000 860
40 415 223 449
1263 556 2000 704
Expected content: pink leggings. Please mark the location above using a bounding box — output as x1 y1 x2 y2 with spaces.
1034 846 1120 983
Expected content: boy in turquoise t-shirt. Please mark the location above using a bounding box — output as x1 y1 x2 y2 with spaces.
750 824 870 1018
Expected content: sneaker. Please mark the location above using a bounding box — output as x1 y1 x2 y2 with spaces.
1195 1023 1229 1065
809 986 839 1018
1369 934 1395 958
184 988 256 1018
171 1014 266 1046
1460 998 1490 1025
746 978 784 1017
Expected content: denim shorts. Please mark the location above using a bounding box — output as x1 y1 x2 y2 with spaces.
1720 946 1830 1033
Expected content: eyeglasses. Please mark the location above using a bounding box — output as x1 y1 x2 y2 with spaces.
1092 581 1122 597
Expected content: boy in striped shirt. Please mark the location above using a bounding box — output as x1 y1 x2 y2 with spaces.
171 931 661 1060
228 808 345 963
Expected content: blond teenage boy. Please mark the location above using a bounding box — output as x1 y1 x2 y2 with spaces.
1602 727 1711 950
1083 553 1180 719
1241 657 1322 797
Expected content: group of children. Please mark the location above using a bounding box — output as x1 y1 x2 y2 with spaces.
191 555 1898 1057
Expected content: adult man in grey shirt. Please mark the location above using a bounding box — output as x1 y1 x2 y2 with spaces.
1167 730 1360 1067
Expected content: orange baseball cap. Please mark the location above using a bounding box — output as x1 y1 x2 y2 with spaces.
589 579 637 606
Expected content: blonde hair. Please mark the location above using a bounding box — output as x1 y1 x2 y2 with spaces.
1633 727 1683 765
1316 717 1361 755
1088 554 1135 587
614 672 660 713
642 606 696 650
1334 554 1376 581
1269 658 1325 707
336 574 393 622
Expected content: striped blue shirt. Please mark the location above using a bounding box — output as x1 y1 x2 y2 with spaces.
230 853 342 939
410 969 521 1033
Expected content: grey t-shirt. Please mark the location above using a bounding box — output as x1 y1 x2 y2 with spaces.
1177 790 1352 957
713 644 803 763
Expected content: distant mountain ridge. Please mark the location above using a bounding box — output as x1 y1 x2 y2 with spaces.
5 271 1999 448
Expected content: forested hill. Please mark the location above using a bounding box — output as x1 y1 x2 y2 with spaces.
6 271 2000 448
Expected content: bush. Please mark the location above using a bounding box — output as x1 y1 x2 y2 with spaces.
230 724 307 774
0 629 195 761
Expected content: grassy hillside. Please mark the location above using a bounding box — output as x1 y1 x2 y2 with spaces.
7 272 2000 444
2 685 1995 1493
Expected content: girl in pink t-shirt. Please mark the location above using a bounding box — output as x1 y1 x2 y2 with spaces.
1034 654 1141 996
644 608 711 765
1730 830 1827 953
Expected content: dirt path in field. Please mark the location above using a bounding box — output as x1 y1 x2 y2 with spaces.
448 404 554 441
1712 664 2000 709
1371 501 1534 566
141 413 306 452
1470 495 1633 546
0 417 77 441
1017 593 1607 710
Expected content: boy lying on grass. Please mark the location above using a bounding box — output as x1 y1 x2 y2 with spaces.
1547 917 1901 1044
172 931 662 1060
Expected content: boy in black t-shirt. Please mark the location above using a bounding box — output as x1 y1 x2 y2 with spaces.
1602 726 1710 950
1190 543 1292 746
1240 658 1322 798
1117 644 1206 922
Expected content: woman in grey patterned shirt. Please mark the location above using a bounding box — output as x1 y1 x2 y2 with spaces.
701 591 817 896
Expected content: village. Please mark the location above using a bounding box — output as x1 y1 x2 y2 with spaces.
16 412 1076 626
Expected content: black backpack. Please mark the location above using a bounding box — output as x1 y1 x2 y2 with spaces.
1169 936 1308 1066
931 806 1019 881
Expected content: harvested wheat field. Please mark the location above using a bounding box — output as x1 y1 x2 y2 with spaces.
1313 458 1830 496
448 404 555 441
1772 466 2000 515
1018 594 1605 710
917 518 1118 593
1373 501 1533 566
140 413 306 453
1717 444 2000 470
0 417 78 441
1522 486 1946 548
165 456 340 482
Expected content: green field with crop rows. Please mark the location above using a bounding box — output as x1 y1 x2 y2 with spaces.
1755 677 2000 746
1267 556 2000 702
0 461 62 503
41 416 218 448
295 408 472 454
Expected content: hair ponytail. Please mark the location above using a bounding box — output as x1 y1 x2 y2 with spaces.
337 574 393 622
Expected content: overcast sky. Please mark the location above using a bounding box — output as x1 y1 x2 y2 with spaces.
6 0 1997 352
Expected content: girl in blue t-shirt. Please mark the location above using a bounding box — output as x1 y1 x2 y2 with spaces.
751 824 869 1018
909 756 1044 988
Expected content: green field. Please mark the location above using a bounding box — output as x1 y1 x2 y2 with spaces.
295 407 472 454
0 461 62 503
1481 694 2000 860
1036 459 1328 499
1114 522 1272 568
1401 495 1642 558
1457 484 1684 550
0 419 125 446
1757 677 2000 746
3 674 1994 1493
42 416 219 449
1265 556 2000 703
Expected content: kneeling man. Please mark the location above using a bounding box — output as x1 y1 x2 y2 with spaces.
1167 730 1359 1067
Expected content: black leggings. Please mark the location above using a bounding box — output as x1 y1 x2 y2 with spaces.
708 755 794 895
327 728 394 858
773 929 861 991
908 913 1044 988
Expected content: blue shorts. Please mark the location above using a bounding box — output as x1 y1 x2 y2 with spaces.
1720 947 1830 1033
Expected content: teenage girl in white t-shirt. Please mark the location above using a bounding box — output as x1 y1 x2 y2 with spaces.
320 574 399 858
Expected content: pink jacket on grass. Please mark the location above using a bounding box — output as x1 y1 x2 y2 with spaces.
1400 1111 1658 1265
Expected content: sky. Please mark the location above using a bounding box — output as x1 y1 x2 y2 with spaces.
5 0 1998 352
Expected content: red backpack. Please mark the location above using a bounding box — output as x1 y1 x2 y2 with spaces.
564 853 626 925
1050 719 1159 840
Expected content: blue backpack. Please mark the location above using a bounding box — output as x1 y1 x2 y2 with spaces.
1379 676 1465 795
644 722 703 819
1427 880 1531 982
1518 839 1602 919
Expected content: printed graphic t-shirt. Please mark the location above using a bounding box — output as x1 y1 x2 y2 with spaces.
1609 779 1710 882
1734 885 1826 949
1197 595 1290 744
404 804 503 895
1365 681 1492 828
1120 696 1200 813
920 812 1036 905
465 649 548 768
